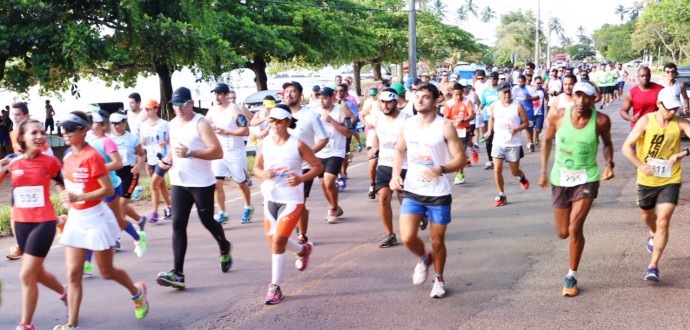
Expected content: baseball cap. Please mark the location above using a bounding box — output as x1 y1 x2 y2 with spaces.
421 72 430 77
489 72 499 80
60 113 90 131
312 85 321 92
144 99 159 109
90 110 106 123
109 112 127 123
573 82 596 96
210 83 230 94
269 103 292 120
369 87 379 96
317 87 335 97
170 87 193 104
282 81 303 94
498 74 506 80
498 82 512 92
379 90 399 102
390 83 406 96
658 88 682 110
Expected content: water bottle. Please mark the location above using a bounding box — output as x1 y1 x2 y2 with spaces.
131 185 143 201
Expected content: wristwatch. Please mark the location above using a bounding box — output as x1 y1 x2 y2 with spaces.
186 149 193 158
439 165 447 174
607 160 615 169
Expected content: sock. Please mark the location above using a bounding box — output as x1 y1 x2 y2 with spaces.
499 191 505 196
648 264 656 269
244 205 251 209
124 223 140 241
435 273 444 282
86 250 93 262
286 239 302 253
131 286 142 300
421 252 430 264
271 253 286 285
567 269 577 278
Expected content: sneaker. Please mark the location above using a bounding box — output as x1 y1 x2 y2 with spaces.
378 234 398 248
7 245 21 260
335 206 344 217
646 234 654 253
357 143 363 152
412 253 432 285
297 233 308 244
480 137 486 143
16 323 35 330
156 270 185 289
114 239 121 252
484 161 494 170
220 243 233 273
645 266 660 282
337 177 346 191
83 261 94 276
419 216 429 231
527 143 535 152
562 276 579 297
134 231 147 258
163 206 172 220
137 215 147 232
535 140 540 146
473 143 480 151
241 206 254 224
326 209 337 223
265 284 284 305
295 242 313 271
52 324 77 330
368 184 376 199
494 195 507 207
519 175 529 190
430 278 446 298
472 150 479 164
454 172 465 185
149 211 159 224
466 159 472 167
247 178 253 187
215 211 229 225
133 282 149 319
59 284 68 307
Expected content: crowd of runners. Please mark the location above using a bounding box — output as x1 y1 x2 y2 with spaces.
2 60 690 329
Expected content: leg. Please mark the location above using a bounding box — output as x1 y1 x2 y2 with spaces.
64 247 89 327
486 130 494 162
650 203 676 267
150 174 162 214
493 157 505 193
193 185 230 253
214 178 226 213
508 161 525 178
399 213 426 257
321 172 339 209
641 208 657 236
170 185 195 274
377 187 394 235
93 249 138 296
238 182 251 207
567 198 595 271
429 222 448 275
158 176 171 206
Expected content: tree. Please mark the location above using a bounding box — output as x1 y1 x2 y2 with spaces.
430 0 447 19
594 21 639 62
494 10 545 65
456 6 469 23
546 17 565 64
633 0 690 63
463 0 479 18
480 7 496 23
614 4 628 22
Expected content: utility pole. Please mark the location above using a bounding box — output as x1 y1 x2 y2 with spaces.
408 0 417 79
535 0 540 68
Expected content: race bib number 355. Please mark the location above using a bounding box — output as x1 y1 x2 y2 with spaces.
13 186 45 208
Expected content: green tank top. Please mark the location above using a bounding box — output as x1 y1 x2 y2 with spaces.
550 106 600 186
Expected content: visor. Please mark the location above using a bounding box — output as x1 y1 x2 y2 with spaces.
269 106 292 120
60 114 90 131
379 91 399 102
110 112 127 123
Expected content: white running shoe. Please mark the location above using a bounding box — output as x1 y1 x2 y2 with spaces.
430 278 446 298
412 254 431 285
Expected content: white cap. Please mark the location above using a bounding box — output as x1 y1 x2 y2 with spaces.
109 112 127 123
658 87 683 110
269 104 292 120
90 111 105 123
379 91 399 102
492 67 499 72
458 79 470 87
573 82 596 96
498 74 506 80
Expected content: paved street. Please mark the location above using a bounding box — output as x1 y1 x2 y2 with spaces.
2 94 690 329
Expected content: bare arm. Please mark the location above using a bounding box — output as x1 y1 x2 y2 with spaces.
440 120 467 173
538 108 564 188
597 112 615 180
389 121 407 191
292 141 324 185
621 115 647 170
174 118 223 161
106 151 123 172
619 91 635 122
514 103 529 133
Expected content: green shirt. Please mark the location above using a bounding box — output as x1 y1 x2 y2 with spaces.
550 106 600 186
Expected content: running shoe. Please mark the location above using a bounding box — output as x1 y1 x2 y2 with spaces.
466 159 472 167
6 245 21 260
220 243 233 273
480 137 486 143
133 282 149 319
337 177 346 191
134 231 147 258
368 184 376 199
163 206 172 220
326 209 337 223
494 195 507 207
52 324 77 330
527 143 535 153
645 266 660 282
114 239 121 252
295 242 313 271
454 172 465 185
646 234 654 253
335 206 344 217
378 234 398 248
137 215 147 232
297 233 308 245
484 161 494 170
472 150 479 164
215 211 229 225
430 278 446 298
83 261 94 276
16 323 35 330
265 284 284 305
519 175 530 190
59 284 68 307
149 211 159 224
562 276 578 297
473 143 480 151
156 270 185 289
357 143 363 152
535 140 540 146
419 216 429 231
412 252 432 285
241 206 254 224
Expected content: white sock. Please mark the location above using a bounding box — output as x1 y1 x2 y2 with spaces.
286 239 302 253
244 205 251 209
271 253 286 285
567 269 577 278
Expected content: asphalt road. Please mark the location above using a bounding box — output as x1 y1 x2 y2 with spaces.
2 90 690 329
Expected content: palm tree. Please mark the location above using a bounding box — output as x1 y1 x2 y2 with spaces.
560 36 573 48
547 18 565 66
614 4 628 22
431 0 447 19
456 6 468 23
417 0 429 11
464 0 479 18
480 6 496 23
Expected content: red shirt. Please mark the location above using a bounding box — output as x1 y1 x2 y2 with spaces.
62 145 108 210
629 83 664 128
10 154 61 223
11 131 51 154
443 100 472 130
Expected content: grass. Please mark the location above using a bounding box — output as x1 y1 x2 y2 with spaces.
0 204 10 237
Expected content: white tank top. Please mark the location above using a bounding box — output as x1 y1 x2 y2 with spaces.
492 100 522 147
557 93 574 109
169 113 215 187
260 135 304 204
403 116 452 197
376 112 407 168
660 80 685 107
207 104 245 157
315 106 346 159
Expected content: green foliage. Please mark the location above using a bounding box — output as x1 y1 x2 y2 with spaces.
494 10 545 64
594 21 639 62
0 204 10 236
51 193 66 216
633 0 690 63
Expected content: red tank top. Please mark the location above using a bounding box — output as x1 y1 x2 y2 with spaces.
629 83 664 128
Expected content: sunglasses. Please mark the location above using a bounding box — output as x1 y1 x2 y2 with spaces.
171 102 188 107
665 70 677 74
268 118 288 124
63 126 84 133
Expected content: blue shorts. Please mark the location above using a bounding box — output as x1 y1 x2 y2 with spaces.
400 198 451 225
525 111 535 131
534 114 545 129
617 81 625 90
104 184 123 202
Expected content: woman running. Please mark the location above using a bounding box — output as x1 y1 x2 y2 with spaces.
55 111 148 330
0 119 66 330
139 100 171 223
253 104 323 304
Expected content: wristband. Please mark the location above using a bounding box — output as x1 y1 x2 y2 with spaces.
439 165 447 174
685 148 690 156
186 149 193 158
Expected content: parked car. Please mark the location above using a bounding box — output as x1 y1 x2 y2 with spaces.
243 90 282 155
676 73 690 138
623 60 643 67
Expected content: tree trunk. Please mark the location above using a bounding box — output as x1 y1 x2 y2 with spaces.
372 61 382 81
156 64 174 121
247 55 268 91
398 62 404 83
353 61 363 97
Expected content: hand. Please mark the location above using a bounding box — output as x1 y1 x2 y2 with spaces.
174 143 189 158
389 176 404 191
131 165 140 174
60 190 80 204
537 173 549 189
420 167 441 181
368 148 377 160
259 168 276 180
158 141 166 147
483 131 491 139
322 114 334 124
631 115 640 123
286 173 302 187
509 129 517 136
213 127 224 135
638 164 654 177
602 164 616 180
669 153 684 165
0 157 10 166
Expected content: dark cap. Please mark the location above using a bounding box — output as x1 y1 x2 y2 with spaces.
317 87 335 97
282 81 303 94
489 72 499 80
170 87 193 104
498 82 512 92
211 83 231 94
312 85 321 92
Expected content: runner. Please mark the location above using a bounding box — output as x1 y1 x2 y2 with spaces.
657 63 690 115
442 82 474 184
472 70 488 144
621 88 690 282
126 93 147 138
620 67 664 129
549 74 577 113
532 75 547 147
512 75 539 152
390 82 466 298
391 83 415 117
156 87 233 289
314 87 354 223
0 119 66 330
484 82 530 206
359 86 382 199
480 72 500 170
538 82 615 297
546 68 562 108
615 63 628 101
369 88 408 247
56 111 148 329
335 83 359 191
206 83 254 225
253 104 322 305
438 71 454 96
248 95 275 143
139 100 172 223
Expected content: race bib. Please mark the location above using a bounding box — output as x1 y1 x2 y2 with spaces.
326 138 334 150
13 186 45 208
145 145 159 162
496 130 512 143
118 148 128 164
410 165 437 188
456 128 467 138
64 179 85 205
647 158 672 178
560 168 587 187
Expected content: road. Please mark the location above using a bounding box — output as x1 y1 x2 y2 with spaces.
2 92 690 329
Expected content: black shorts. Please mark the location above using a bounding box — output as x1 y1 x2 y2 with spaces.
303 168 314 198
375 166 407 192
116 166 140 199
148 164 168 177
318 157 344 177
637 184 680 210
15 220 57 258
552 181 600 208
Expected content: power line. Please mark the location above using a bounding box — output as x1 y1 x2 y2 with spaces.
245 0 413 13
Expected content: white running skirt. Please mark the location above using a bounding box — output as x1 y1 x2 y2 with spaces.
59 202 121 251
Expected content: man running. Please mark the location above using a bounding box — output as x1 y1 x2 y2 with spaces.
44 100 55 135
620 67 664 129
443 82 474 184
480 72 500 170
484 82 530 206
360 86 382 199
621 88 690 282
390 83 466 298
549 74 577 113
512 75 539 152
538 81 615 297
657 63 690 115
532 76 547 146
126 93 146 138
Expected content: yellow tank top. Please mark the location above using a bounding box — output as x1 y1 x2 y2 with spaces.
636 113 682 186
